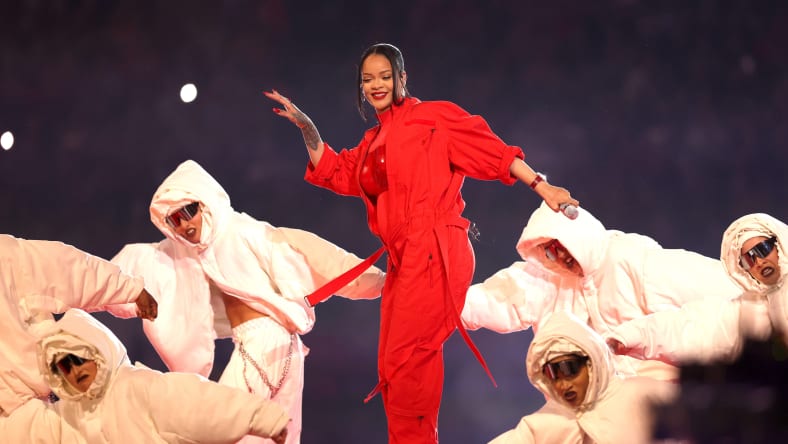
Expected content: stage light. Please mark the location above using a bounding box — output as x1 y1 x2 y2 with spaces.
1 131 13 150
180 83 198 103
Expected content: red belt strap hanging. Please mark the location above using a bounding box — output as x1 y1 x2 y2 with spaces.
304 246 386 307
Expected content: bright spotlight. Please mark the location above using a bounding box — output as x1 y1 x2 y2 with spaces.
180 83 198 103
1 131 13 150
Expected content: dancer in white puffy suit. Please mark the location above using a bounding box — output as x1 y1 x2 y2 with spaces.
607 212 788 365
489 311 676 444
105 159 386 444
0 234 156 423
1 308 289 443
461 202 742 381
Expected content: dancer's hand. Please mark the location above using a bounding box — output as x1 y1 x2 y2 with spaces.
271 427 287 444
606 337 630 355
264 89 313 129
135 289 158 321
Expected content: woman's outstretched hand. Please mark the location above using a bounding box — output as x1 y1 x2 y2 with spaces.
264 89 313 129
539 183 579 215
263 89 325 163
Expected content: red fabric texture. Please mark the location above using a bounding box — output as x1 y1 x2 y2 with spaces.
304 97 524 442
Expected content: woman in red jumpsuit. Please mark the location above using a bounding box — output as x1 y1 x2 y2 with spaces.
265 43 578 443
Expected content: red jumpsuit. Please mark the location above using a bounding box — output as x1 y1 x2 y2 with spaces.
305 97 524 443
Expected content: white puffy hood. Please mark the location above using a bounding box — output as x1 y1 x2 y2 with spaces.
525 311 675 444
516 202 609 280
148 159 316 336
110 242 215 376
721 213 788 293
150 160 232 249
37 309 129 402
113 160 383 375
526 311 614 411
721 213 788 340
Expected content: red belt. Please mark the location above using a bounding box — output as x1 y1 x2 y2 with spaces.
303 246 386 307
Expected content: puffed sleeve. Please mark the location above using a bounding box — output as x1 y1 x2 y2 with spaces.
6 236 145 316
462 261 546 333
278 227 385 301
304 136 369 197
0 399 84 443
639 246 742 311
428 101 524 184
148 370 290 442
606 298 747 365
104 242 167 319
488 401 581 444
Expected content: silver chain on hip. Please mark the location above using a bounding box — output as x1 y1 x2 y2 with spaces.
239 333 296 399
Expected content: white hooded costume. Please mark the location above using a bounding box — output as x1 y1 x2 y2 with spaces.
106 160 385 443
607 213 788 364
34 309 289 443
462 202 741 380
0 234 145 417
489 311 676 444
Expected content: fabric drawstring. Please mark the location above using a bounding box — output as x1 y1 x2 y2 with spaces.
434 224 498 389
364 379 386 404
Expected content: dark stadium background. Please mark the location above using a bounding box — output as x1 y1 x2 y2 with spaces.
2 1 787 442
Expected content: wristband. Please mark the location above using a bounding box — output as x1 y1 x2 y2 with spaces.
529 174 544 190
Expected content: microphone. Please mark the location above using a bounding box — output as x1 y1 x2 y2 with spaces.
559 203 579 220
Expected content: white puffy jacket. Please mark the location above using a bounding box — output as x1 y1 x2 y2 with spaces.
462 202 741 380
0 235 144 415
106 160 385 376
36 309 290 443
489 311 676 444
0 398 84 443
607 213 788 363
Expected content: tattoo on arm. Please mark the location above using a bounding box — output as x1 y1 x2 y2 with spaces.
300 121 322 152
292 110 322 152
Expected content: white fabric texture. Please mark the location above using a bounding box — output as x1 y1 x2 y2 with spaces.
462 202 742 380
608 212 788 363
722 213 788 340
37 309 290 443
149 159 318 336
490 311 677 444
219 316 306 444
0 398 85 443
0 234 144 415
105 160 384 444
107 160 384 379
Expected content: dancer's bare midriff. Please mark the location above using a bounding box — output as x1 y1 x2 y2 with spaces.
221 292 268 328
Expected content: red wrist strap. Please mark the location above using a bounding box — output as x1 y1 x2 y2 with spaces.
529 175 544 189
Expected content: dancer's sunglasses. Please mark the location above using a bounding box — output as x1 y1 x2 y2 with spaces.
165 202 200 228
542 355 588 381
51 354 88 375
544 239 566 262
739 237 777 271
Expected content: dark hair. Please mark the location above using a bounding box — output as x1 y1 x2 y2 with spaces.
356 43 410 121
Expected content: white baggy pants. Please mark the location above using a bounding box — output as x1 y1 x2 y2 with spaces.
219 316 307 444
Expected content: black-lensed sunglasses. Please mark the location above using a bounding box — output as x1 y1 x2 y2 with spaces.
739 237 778 271
51 354 88 375
542 355 589 381
165 202 200 228
544 240 562 262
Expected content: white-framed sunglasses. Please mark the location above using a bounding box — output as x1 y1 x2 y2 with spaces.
165 202 200 228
